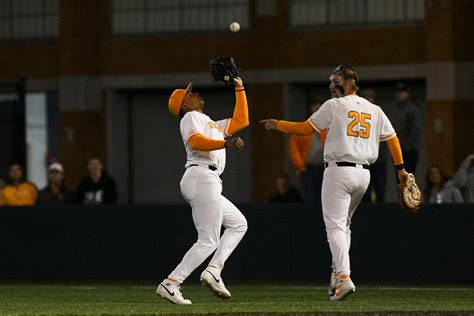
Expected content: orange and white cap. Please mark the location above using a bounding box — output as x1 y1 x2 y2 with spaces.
168 82 193 116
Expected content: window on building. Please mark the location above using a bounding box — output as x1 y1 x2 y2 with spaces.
289 0 424 28
0 0 58 40
112 0 249 35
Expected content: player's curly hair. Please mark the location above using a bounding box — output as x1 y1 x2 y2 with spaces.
332 64 359 92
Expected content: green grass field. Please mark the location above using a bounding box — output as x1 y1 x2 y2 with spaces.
0 283 473 315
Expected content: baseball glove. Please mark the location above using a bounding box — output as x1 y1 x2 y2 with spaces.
209 55 240 86
399 173 422 213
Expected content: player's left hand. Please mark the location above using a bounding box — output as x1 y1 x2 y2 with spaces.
260 119 278 130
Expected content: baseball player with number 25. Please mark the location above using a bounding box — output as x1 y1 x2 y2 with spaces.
156 77 249 305
261 65 409 301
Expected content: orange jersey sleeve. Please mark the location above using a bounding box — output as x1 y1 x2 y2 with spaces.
288 135 307 172
386 136 404 165
319 129 327 145
226 89 249 136
188 133 226 151
276 120 315 135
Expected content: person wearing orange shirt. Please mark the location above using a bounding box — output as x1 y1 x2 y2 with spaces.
288 98 325 204
2 163 37 206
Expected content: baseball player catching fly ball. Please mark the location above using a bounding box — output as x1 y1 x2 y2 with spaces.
156 77 249 304
261 64 409 301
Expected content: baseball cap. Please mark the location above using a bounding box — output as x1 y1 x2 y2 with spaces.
168 82 193 116
395 82 410 92
48 162 64 173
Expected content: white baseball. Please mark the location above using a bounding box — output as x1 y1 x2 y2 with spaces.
230 22 240 33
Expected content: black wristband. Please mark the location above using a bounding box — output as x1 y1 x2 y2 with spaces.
395 163 405 170
224 140 228 148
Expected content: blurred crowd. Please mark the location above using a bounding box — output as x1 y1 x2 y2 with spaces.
268 83 474 205
1 82 472 207
0 158 117 207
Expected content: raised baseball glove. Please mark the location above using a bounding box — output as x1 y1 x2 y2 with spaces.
209 55 240 86
399 173 422 213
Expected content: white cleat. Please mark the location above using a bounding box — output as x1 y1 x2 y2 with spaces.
156 281 192 305
200 269 231 299
328 271 337 297
330 275 356 301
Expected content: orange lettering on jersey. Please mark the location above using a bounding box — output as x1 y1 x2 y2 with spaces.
346 111 371 139
208 121 223 133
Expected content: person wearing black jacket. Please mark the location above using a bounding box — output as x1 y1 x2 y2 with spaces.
76 158 117 204
269 174 303 203
37 162 75 206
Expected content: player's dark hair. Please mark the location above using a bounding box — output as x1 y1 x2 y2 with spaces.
332 64 359 92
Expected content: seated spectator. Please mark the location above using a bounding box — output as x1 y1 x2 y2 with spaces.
76 158 117 205
424 164 463 203
452 154 474 203
269 174 303 203
1 163 37 206
0 177 5 205
36 163 75 206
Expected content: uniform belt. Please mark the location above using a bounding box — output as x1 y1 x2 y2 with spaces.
189 164 218 171
324 161 370 170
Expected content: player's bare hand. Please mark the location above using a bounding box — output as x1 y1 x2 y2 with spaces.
260 119 278 130
225 137 245 150
233 77 243 88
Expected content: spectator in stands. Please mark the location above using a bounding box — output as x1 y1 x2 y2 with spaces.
0 177 5 205
360 89 387 203
269 174 303 203
1 163 37 206
76 158 117 205
288 98 325 204
424 164 463 203
393 83 421 173
452 154 474 203
36 162 75 206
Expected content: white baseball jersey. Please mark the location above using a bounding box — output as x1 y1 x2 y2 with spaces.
180 111 230 175
308 95 396 165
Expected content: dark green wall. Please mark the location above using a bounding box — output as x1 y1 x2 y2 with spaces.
0 204 472 283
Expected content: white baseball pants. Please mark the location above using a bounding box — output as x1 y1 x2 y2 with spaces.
321 165 370 276
169 166 248 284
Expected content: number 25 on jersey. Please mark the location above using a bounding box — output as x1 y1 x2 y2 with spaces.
347 111 371 139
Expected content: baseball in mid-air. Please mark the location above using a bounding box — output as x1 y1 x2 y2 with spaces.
230 22 240 33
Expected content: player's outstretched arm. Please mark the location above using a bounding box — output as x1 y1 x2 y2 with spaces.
260 119 314 135
226 77 249 135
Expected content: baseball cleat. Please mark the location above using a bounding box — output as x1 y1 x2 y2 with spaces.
156 281 192 305
328 271 337 297
200 269 231 299
330 274 355 301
